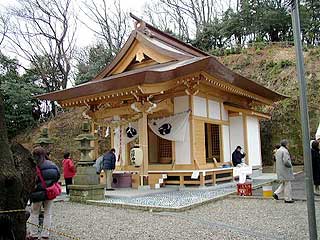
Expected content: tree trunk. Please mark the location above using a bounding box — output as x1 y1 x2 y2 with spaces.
269 30 280 42
0 95 26 240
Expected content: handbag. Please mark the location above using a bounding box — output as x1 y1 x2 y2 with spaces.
36 166 61 200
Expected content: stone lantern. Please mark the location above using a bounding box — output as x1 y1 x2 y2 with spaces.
35 128 53 154
74 121 96 164
69 121 105 202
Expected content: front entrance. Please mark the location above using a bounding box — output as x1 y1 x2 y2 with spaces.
148 127 172 164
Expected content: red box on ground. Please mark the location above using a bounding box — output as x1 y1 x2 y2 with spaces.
237 182 252 196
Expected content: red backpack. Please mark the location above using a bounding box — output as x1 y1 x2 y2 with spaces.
36 166 61 200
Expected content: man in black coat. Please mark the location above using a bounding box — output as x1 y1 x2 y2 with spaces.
311 140 320 196
232 146 246 167
103 148 116 191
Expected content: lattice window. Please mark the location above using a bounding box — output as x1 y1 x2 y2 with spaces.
211 124 220 157
159 138 172 158
205 123 221 162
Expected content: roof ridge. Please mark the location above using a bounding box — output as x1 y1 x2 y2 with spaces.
129 13 208 57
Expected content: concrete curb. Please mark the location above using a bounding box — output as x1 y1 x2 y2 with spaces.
85 179 277 212
86 190 235 212
228 195 320 202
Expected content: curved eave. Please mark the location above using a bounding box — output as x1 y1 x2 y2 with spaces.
36 56 287 104
205 57 287 102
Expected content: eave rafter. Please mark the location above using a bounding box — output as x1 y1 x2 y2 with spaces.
59 71 273 110
59 86 140 108
200 72 273 105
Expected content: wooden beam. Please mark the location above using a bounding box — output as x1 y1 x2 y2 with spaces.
138 80 178 94
224 105 271 119
192 116 229 125
93 105 136 119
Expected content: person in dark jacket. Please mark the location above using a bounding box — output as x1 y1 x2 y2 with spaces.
232 146 246 167
29 147 60 240
311 140 320 196
102 148 116 191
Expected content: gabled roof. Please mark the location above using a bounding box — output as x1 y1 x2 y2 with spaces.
93 13 208 80
37 14 286 104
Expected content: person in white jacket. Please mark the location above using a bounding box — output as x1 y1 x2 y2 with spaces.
94 155 104 174
273 139 295 203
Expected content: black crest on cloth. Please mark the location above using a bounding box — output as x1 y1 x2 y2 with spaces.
126 127 137 138
158 123 172 135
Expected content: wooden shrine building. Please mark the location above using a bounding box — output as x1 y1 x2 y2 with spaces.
38 14 285 188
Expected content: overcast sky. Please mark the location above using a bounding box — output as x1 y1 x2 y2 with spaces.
75 0 147 47
0 0 147 48
0 0 148 67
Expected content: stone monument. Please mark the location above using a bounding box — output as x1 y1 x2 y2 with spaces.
69 121 105 202
34 128 53 153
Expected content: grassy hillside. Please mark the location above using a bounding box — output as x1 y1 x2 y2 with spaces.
219 44 320 165
15 45 320 166
14 109 84 169
15 107 111 169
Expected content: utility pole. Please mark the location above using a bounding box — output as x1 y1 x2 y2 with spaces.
290 0 318 239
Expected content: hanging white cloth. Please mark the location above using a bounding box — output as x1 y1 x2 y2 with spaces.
105 127 110 138
148 111 190 142
315 123 320 140
124 122 139 144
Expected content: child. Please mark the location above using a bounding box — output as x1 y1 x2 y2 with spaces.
62 152 76 195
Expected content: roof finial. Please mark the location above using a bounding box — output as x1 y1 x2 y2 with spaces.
129 12 152 37
130 13 144 29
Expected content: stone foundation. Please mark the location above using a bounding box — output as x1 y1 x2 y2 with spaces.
69 184 105 203
74 165 100 185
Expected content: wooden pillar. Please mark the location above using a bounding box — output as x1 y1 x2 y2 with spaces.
111 127 114 148
138 112 149 177
189 95 196 169
91 121 99 160
200 172 205 186
179 175 184 187
243 114 249 165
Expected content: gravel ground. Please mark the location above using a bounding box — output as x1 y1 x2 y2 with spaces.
27 197 320 240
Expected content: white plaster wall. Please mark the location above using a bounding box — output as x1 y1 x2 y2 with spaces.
221 104 229 121
222 125 231 163
193 96 207 117
229 116 245 155
208 100 221 120
246 116 262 167
174 96 191 164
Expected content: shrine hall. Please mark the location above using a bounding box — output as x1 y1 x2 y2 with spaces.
38 14 285 188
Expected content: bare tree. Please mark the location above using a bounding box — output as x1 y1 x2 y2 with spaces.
144 1 191 41
6 0 77 92
0 15 9 48
81 0 130 55
144 0 229 40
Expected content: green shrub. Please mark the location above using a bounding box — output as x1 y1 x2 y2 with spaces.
279 59 294 68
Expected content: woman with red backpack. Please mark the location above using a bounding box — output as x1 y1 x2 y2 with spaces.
28 147 60 240
62 152 76 195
